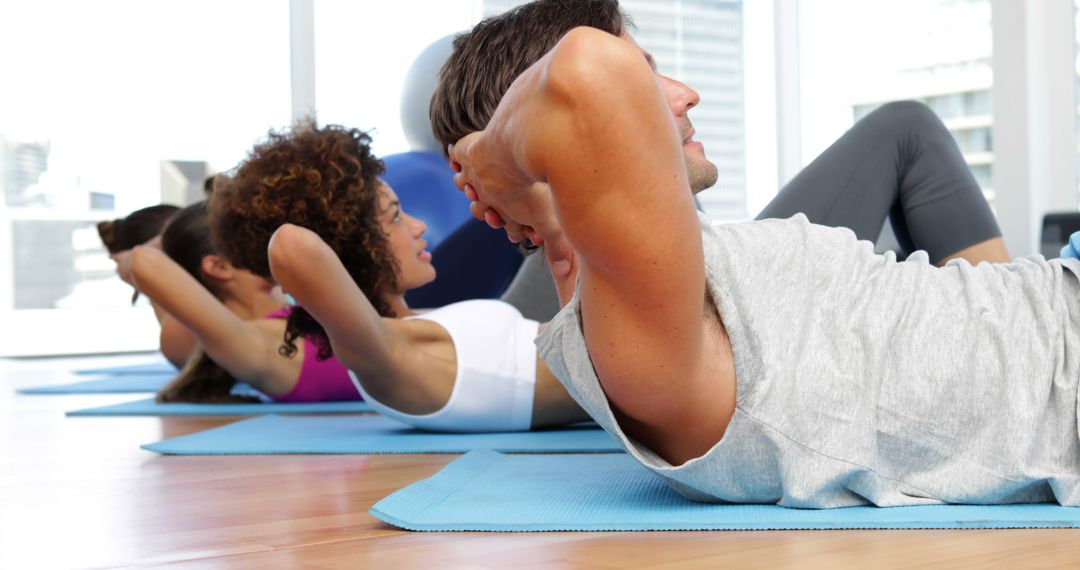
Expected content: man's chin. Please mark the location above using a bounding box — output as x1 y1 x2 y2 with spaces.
688 164 719 194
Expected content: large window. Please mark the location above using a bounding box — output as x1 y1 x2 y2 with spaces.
7 0 1077 357
621 0 749 221
0 1 291 355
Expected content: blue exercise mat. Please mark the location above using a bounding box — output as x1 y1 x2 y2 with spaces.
74 362 177 376
371 450 1080 532
18 375 172 394
142 414 618 455
67 398 373 417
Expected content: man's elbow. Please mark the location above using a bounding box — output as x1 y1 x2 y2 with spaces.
545 27 650 106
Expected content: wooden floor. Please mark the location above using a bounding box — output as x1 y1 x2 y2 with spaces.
3 354 1079 570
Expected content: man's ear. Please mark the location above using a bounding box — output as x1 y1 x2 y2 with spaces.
200 254 234 282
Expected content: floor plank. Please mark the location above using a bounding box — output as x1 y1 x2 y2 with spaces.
3 354 1079 569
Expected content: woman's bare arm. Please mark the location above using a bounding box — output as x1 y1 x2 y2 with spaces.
129 246 279 382
154 305 198 368
452 27 732 463
113 247 197 367
267 223 456 414
531 358 592 428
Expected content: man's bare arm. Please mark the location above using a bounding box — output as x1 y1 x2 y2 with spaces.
452 28 732 463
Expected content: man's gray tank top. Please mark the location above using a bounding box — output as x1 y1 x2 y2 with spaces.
537 213 1080 508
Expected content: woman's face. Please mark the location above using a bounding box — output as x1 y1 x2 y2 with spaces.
378 182 436 291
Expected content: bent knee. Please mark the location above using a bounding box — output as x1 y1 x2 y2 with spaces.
863 100 948 138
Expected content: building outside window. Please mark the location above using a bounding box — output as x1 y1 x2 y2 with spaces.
0 0 292 355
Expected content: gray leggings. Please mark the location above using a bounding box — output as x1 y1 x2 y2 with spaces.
758 100 1001 262
504 100 1002 322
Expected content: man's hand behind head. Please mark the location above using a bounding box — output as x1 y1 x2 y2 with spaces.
450 133 562 245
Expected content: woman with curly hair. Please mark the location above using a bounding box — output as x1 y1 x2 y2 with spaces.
209 122 588 430
123 200 360 403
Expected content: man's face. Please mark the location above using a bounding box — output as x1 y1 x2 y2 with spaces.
618 32 719 194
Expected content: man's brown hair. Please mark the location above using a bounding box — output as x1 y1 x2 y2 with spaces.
430 0 628 153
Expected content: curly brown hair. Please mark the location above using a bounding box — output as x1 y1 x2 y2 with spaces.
209 122 397 360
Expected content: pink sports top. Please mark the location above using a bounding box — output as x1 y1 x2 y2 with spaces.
263 307 362 403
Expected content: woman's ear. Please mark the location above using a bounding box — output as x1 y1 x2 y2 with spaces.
200 254 234 282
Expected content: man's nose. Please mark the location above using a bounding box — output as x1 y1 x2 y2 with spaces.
662 76 700 117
